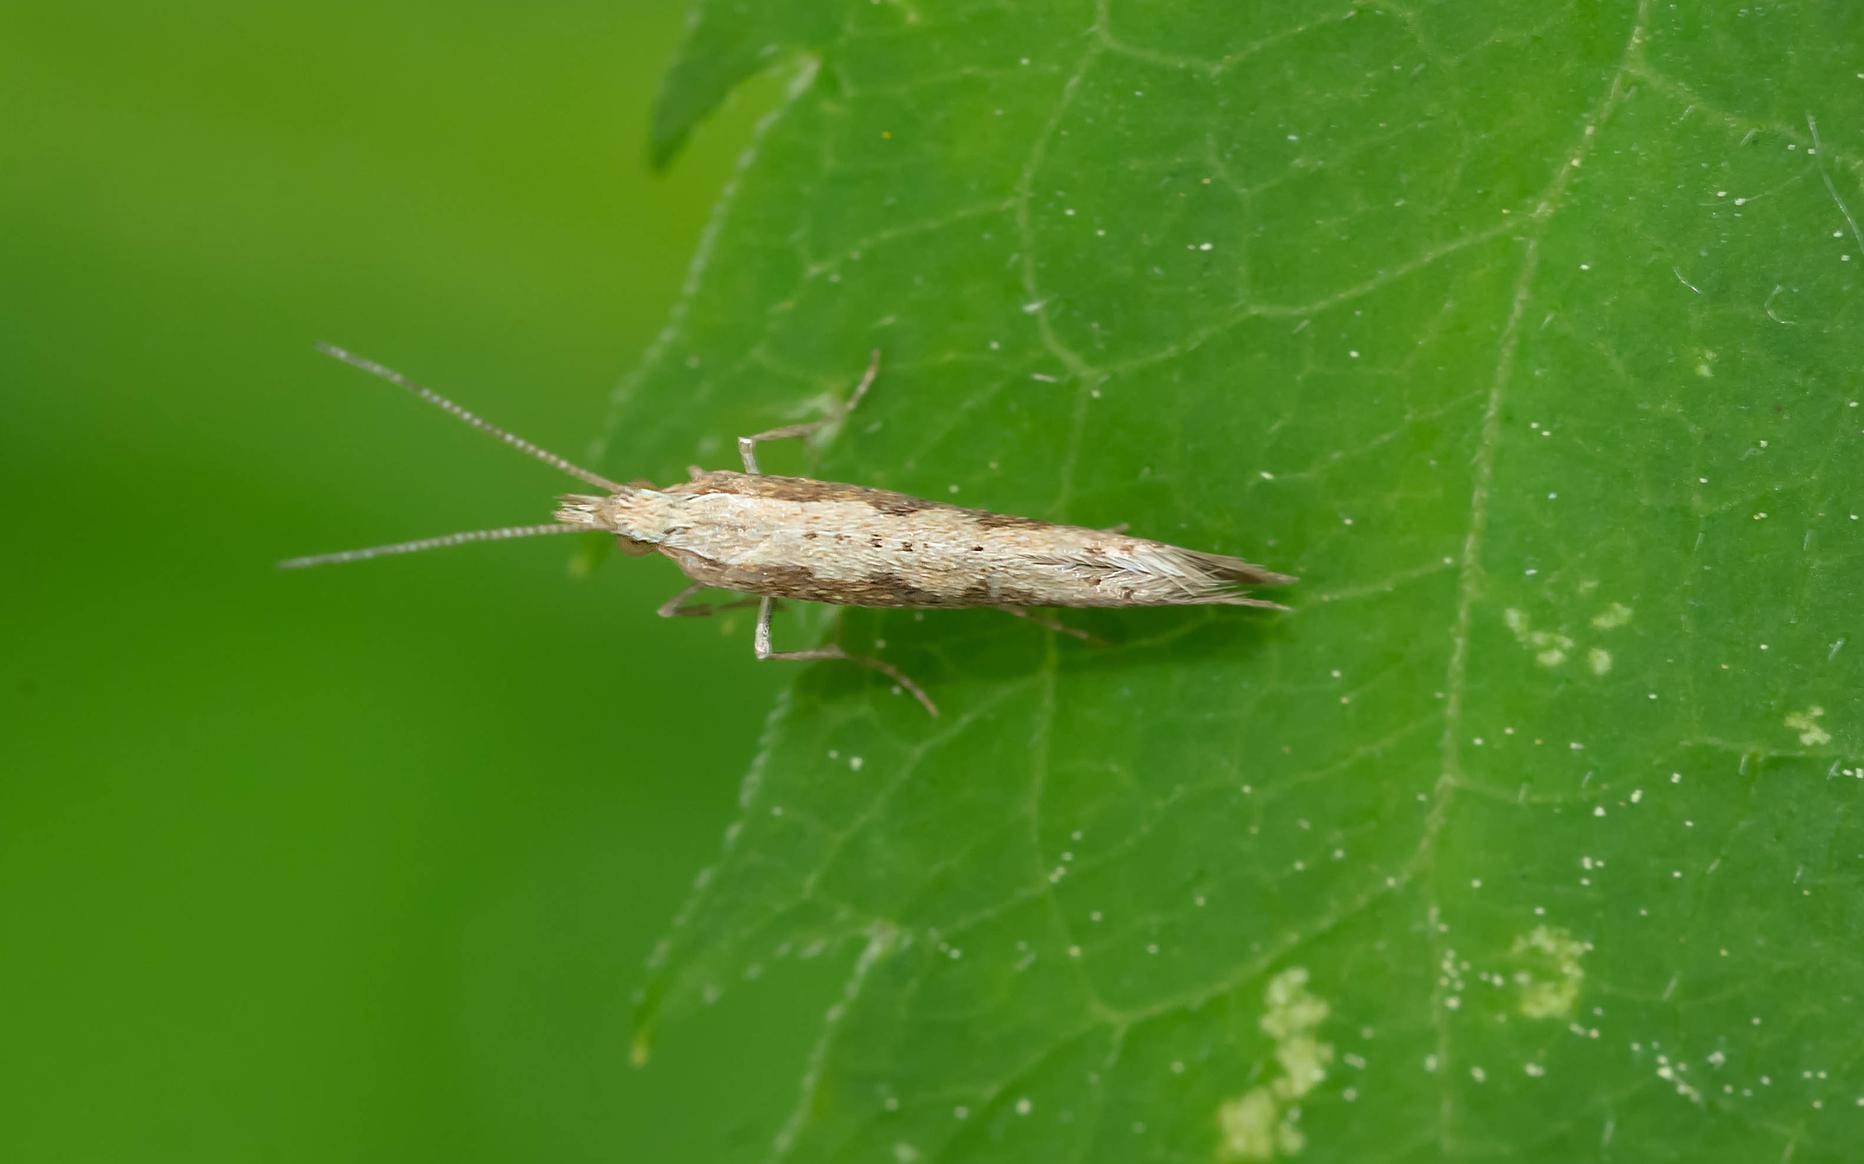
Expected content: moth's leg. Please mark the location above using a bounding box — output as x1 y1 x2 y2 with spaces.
738 349 882 474
998 605 1105 645
657 582 763 619
657 583 705 617
753 596 938 716
840 346 882 413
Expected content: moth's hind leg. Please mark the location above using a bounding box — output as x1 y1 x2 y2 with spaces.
753 596 938 716
738 349 881 473
998 606 1105 645
657 582 764 619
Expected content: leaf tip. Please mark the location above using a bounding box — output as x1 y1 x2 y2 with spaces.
646 110 693 172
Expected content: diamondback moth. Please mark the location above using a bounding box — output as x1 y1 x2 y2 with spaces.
283 345 1294 714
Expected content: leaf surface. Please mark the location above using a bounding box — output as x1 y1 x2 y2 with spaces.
601 2 1864 1160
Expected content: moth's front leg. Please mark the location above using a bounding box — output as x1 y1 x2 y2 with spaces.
737 349 881 473
752 596 937 716
656 582 763 619
997 606 1104 644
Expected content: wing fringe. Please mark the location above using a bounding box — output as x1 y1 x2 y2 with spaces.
1175 548 1297 609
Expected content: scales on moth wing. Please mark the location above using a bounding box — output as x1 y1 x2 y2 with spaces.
282 345 1295 716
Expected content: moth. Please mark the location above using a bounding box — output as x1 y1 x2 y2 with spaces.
284 345 1294 715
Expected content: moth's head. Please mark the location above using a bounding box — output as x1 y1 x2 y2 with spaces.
553 493 610 530
553 486 668 554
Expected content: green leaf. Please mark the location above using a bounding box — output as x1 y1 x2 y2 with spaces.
602 1 1864 1159
647 0 837 167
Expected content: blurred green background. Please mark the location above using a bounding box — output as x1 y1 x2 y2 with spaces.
2 3 837 1159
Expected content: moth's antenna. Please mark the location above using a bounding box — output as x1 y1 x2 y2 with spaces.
278 523 585 570
315 342 623 492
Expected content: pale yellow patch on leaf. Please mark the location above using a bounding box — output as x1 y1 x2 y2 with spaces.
1785 705 1831 747
1216 968 1333 1161
1509 925 1590 1020
1504 608 1575 669
1591 602 1634 629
